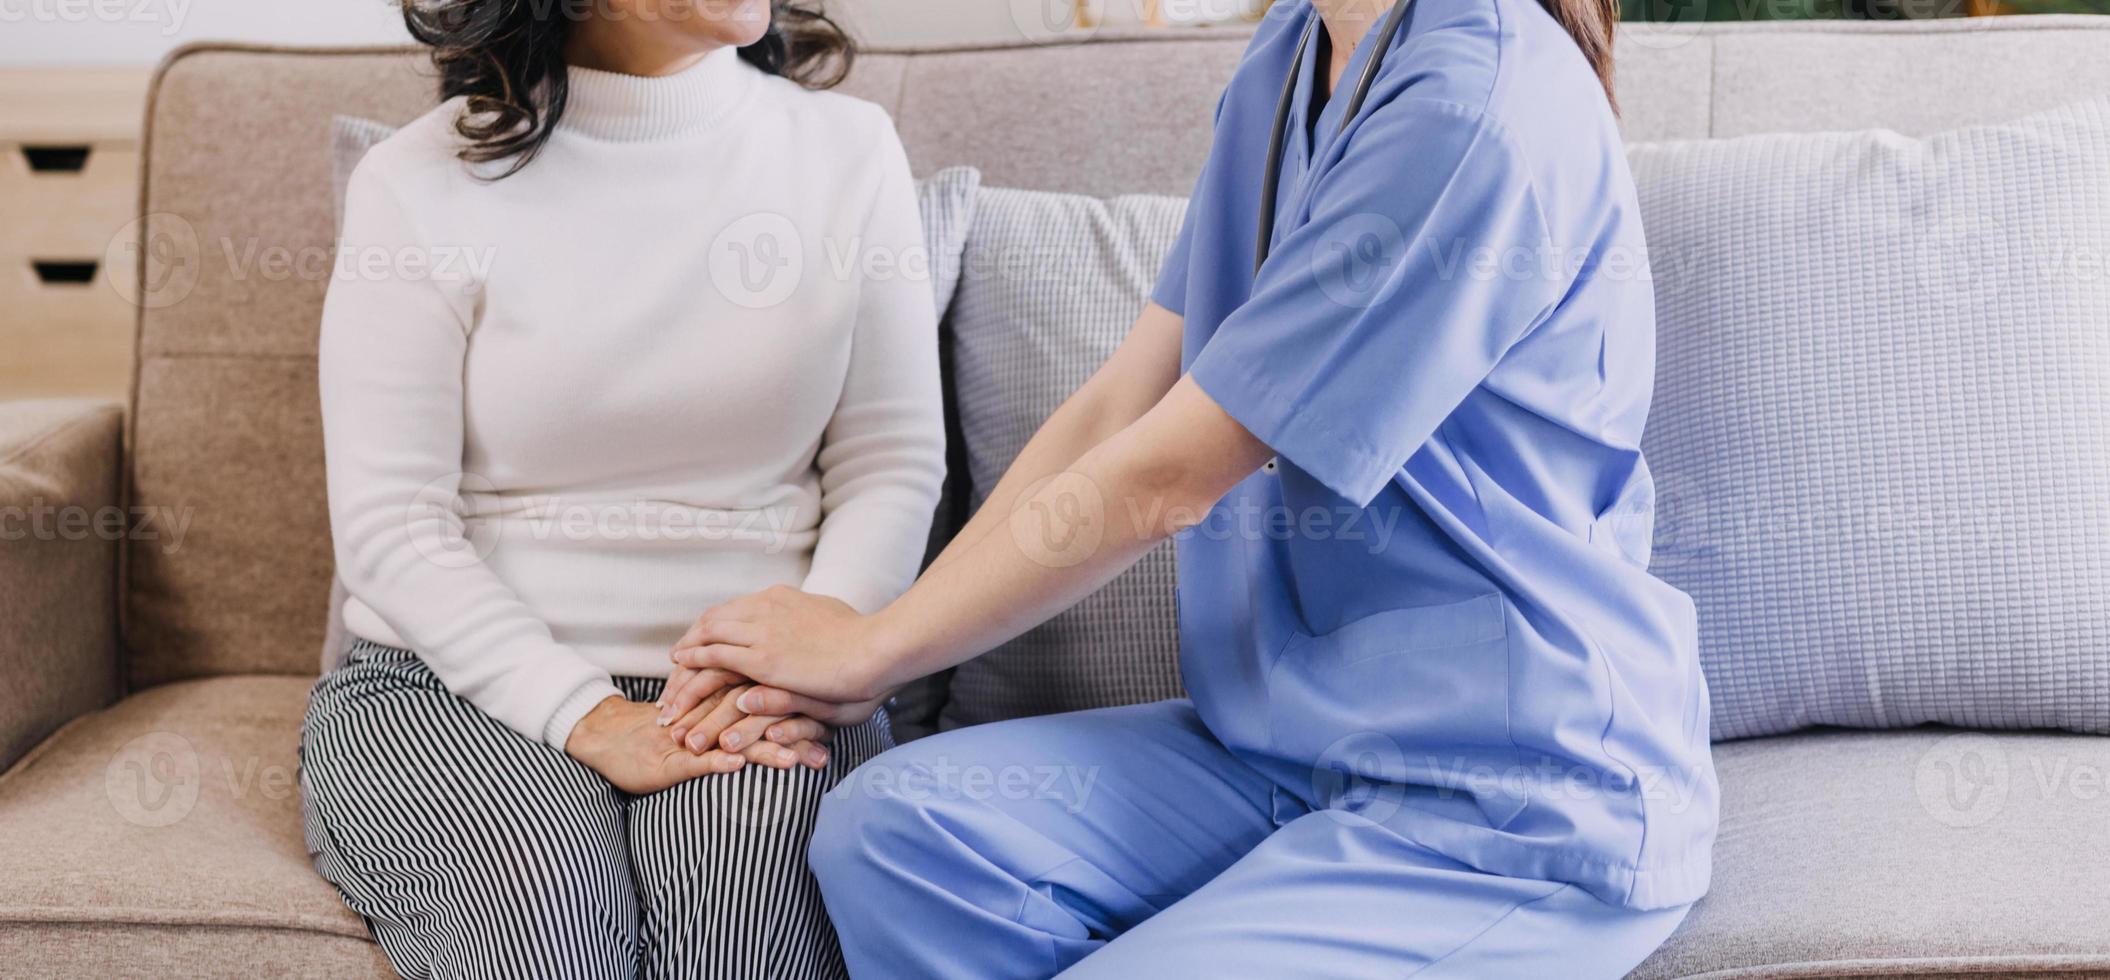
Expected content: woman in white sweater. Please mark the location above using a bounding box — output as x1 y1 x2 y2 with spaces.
299 2 945 976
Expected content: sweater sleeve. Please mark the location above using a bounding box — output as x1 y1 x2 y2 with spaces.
319 160 623 748
799 121 948 614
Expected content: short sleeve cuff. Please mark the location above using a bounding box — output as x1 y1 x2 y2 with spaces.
1152 277 1188 317
1189 349 1399 507
542 676 626 750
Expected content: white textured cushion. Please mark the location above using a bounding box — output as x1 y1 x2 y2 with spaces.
1632 97 2110 740
939 186 1188 729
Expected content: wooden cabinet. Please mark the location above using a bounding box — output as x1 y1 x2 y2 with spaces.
0 68 151 401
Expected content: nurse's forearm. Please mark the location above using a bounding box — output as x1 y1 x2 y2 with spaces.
926 303 1185 574
866 375 1272 688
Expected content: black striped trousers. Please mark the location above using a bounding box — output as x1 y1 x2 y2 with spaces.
298 641 890 980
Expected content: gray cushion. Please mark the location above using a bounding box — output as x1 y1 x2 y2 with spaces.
938 186 1187 730
1631 728 2110 979
315 116 982 676
1631 97 2110 741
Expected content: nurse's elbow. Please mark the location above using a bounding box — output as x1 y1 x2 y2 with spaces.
1100 450 1234 541
1090 379 1271 541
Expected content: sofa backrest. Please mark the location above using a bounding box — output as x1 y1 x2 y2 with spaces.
123 16 2110 687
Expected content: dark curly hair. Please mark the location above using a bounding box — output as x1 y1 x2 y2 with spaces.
402 0 856 178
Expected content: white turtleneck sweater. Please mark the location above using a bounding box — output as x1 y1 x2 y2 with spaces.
319 47 945 749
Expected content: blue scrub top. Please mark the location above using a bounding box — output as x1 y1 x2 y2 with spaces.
1154 0 1717 910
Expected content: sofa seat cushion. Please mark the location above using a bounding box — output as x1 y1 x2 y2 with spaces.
0 676 387 976
1633 729 2110 979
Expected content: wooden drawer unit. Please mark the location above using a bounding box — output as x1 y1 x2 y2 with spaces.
0 68 150 401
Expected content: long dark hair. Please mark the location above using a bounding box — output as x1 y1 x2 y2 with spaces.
402 0 856 178
1536 0 1620 112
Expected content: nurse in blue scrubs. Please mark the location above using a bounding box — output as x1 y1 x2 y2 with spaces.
665 0 1718 974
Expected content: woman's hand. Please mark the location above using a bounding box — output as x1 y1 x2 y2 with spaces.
669 586 895 726
564 696 749 794
660 673 833 771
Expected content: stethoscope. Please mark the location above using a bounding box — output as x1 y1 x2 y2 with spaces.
1255 0 1421 275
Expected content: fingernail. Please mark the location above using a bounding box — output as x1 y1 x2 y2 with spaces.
669 727 687 744
766 728 786 744
657 710 673 726
806 747 830 767
722 732 742 749
687 734 705 751
737 692 759 712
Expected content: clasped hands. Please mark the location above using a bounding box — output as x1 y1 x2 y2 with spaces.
565 585 892 795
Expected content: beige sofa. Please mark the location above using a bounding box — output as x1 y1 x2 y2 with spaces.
7 17 2110 978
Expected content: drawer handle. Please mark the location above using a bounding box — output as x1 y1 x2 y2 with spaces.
22 145 93 173
32 260 99 285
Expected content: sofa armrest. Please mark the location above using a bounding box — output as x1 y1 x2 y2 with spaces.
0 399 124 772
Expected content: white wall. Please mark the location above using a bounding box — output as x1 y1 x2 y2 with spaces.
0 0 412 66
0 0 1258 66
0 0 1082 66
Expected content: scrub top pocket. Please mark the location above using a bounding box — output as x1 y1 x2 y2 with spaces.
1265 593 1528 829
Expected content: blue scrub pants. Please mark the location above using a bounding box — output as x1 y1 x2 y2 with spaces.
810 701 1689 979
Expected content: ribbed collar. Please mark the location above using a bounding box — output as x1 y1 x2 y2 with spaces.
560 46 756 142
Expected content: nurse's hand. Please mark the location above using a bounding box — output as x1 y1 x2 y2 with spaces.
669 586 895 727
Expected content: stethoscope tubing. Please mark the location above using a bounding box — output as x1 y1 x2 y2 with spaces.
1254 0 1421 275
